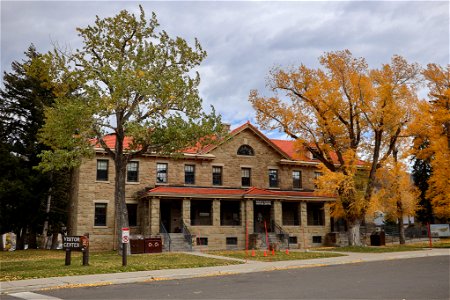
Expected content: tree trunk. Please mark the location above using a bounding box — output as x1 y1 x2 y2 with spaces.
114 157 130 255
347 219 362 246
51 228 59 249
28 228 38 249
67 168 79 236
42 173 53 248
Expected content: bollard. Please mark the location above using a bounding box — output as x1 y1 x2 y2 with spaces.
65 249 71 266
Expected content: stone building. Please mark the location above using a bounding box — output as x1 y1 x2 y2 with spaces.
70 122 335 251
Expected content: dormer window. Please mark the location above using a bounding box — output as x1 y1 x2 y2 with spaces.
237 145 254 156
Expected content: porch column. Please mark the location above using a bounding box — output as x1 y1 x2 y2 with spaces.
245 199 254 232
300 202 307 227
150 197 160 235
182 198 191 226
273 200 282 225
324 202 331 231
213 199 220 227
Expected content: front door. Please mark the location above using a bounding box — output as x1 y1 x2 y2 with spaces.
254 200 272 233
160 199 182 233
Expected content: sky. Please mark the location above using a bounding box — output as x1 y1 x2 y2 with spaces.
1 1 449 138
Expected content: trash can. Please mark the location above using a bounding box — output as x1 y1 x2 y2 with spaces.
130 239 145 254
144 237 162 253
370 231 386 246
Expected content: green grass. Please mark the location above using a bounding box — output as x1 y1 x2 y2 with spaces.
208 250 345 262
0 250 241 282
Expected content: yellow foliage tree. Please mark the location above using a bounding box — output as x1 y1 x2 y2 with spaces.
368 159 419 244
250 50 419 245
410 64 450 219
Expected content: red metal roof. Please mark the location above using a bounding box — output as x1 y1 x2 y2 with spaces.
91 123 365 166
147 186 333 199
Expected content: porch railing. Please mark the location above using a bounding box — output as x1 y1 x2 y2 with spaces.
273 221 290 250
160 222 171 252
182 221 193 251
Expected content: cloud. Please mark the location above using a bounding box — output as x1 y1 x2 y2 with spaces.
1 1 448 129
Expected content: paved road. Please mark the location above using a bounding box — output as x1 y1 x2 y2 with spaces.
7 256 449 300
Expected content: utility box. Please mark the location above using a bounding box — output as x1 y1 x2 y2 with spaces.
144 237 162 253
370 231 386 246
130 239 145 254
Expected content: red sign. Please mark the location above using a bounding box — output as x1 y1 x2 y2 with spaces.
122 228 130 244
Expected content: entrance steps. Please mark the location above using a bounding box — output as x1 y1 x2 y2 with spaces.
162 233 192 252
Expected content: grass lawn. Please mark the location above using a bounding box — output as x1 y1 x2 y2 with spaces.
0 250 241 282
208 250 345 262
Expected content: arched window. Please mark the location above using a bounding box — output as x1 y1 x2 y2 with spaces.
237 145 254 156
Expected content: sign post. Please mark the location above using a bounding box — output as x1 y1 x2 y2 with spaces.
63 234 89 266
122 228 130 267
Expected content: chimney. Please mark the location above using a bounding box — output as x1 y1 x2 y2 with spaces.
222 123 231 132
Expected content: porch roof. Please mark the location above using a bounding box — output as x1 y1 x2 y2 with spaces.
147 186 334 201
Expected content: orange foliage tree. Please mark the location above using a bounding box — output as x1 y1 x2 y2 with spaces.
410 64 450 220
250 50 419 245
368 158 419 244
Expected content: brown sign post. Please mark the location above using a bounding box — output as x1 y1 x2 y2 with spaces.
63 234 89 266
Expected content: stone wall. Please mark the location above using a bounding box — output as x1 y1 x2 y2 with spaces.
73 127 331 251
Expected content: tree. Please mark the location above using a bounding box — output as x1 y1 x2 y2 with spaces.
411 144 433 223
369 158 419 244
409 64 450 220
249 50 419 245
0 45 70 249
37 7 222 252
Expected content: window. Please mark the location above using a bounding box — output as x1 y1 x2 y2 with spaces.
307 202 325 226
226 237 238 245
282 202 300 226
269 169 279 188
127 161 139 182
312 236 322 243
289 236 298 244
191 200 212 225
127 203 138 227
94 203 107 226
156 163 168 183
293 170 302 189
241 168 251 187
237 145 254 156
96 160 109 181
221 201 241 226
196 237 208 245
314 172 322 188
212 166 223 186
185 165 195 185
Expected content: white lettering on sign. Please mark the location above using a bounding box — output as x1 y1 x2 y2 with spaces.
255 200 271 206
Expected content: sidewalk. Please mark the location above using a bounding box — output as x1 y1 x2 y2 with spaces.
1 248 448 295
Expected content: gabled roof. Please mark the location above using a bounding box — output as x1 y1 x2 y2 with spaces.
147 186 334 200
200 121 292 160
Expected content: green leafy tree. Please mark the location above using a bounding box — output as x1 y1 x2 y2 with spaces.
0 45 70 249
37 7 222 252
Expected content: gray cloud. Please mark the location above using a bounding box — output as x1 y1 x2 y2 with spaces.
1 1 448 133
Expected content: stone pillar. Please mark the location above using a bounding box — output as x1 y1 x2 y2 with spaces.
213 199 220 227
324 202 331 231
182 198 191 226
273 200 282 225
150 197 160 235
245 199 254 232
300 202 308 227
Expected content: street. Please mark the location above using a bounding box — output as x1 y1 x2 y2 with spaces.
6 255 449 300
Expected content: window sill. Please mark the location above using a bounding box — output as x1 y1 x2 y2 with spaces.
268 187 280 190
184 183 196 186
155 182 169 186
95 180 110 184
126 181 140 185
93 226 108 229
